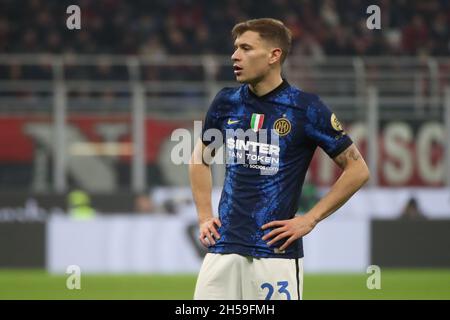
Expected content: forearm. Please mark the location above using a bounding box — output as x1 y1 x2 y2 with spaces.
306 164 369 224
189 161 214 224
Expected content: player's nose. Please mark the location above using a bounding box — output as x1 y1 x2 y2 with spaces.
231 49 240 61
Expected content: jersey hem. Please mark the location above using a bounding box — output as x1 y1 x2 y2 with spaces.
208 244 304 259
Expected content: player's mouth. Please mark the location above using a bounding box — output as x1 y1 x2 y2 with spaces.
233 65 243 75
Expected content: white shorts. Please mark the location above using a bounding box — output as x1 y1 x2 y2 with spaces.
194 253 303 300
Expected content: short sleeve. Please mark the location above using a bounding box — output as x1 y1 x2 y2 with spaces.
201 89 224 146
304 96 353 158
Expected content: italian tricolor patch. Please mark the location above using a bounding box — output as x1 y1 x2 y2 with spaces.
250 113 265 132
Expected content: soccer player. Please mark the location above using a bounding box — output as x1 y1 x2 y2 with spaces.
189 18 370 300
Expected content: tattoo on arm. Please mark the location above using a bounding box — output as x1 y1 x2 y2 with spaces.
334 145 361 170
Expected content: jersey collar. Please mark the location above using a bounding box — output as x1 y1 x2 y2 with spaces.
247 78 290 100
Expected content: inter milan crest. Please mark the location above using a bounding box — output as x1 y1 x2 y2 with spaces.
273 117 291 136
250 113 264 132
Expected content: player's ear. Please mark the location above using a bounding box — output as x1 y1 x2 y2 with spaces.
269 48 282 65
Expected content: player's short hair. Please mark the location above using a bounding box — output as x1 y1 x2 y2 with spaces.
232 18 292 64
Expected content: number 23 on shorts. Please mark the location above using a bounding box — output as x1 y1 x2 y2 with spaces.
260 281 291 300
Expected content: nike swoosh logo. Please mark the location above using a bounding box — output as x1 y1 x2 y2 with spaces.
227 119 240 125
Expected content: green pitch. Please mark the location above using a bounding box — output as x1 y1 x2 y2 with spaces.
1 269 449 300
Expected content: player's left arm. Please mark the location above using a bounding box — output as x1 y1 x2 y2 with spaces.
262 143 370 251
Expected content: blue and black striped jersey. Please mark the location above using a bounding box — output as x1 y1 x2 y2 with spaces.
201 80 353 259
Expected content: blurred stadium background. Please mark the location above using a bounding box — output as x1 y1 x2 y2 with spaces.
0 0 450 299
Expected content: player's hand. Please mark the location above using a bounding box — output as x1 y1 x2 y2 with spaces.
199 217 222 247
261 215 317 251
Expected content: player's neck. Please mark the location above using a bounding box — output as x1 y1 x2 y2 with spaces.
248 74 283 97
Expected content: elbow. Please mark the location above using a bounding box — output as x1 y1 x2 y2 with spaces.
347 162 370 187
363 171 370 186
360 164 371 186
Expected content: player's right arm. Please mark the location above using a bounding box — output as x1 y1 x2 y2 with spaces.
189 138 221 247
